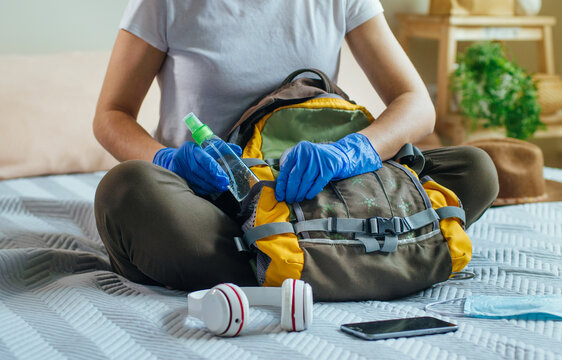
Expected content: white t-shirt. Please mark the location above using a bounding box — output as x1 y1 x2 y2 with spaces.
120 0 384 147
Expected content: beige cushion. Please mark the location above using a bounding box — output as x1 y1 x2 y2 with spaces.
0 51 160 180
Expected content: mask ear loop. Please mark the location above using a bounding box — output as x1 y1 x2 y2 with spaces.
424 297 467 317
431 271 475 287
450 271 475 281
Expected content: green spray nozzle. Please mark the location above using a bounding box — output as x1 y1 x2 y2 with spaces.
184 112 214 145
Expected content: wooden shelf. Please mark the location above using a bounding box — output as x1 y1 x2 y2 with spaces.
437 111 562 146
541 108 562 125
396 13 558 144
396 14 556 27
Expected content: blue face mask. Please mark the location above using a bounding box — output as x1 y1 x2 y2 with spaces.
425 295 562 320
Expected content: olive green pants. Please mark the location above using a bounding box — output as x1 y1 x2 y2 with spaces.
94 146 499 291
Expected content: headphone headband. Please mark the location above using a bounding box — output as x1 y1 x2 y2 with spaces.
188 286 282 306
187 279 313 337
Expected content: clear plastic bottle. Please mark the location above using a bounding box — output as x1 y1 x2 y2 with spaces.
184 113 260 202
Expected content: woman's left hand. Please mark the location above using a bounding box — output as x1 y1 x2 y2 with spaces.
275 133 381 203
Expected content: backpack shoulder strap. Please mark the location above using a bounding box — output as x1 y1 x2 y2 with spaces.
392 143 425 174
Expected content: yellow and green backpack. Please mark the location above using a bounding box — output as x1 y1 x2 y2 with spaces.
228 69 471 301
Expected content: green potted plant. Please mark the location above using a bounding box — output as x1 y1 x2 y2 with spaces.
450 41 544 140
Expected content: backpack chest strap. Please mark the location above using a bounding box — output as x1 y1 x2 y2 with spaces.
235 206 465 254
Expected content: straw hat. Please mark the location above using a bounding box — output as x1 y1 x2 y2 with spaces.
465 138 562 206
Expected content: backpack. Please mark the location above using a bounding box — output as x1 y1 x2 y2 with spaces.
227 69 471 302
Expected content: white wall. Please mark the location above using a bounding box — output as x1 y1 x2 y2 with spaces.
0 0 128 54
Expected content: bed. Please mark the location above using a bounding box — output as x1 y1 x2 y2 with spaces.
0 168 561 360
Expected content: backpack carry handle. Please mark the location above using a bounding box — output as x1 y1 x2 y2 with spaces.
281 68 334 93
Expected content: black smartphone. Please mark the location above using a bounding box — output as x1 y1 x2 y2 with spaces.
340 316 458 340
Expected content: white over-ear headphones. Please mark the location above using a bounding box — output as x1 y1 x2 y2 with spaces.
187 279 313 337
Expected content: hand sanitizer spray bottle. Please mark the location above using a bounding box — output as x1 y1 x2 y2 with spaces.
184 113 259 202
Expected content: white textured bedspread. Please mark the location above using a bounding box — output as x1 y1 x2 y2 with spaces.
1 169 561 360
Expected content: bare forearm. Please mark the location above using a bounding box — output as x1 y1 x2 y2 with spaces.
345 14 436 161
94 110 165 162
358 91 435 161
93 30 168 162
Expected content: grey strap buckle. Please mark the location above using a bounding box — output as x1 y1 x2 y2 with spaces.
367 216 404 236
364 217 406 253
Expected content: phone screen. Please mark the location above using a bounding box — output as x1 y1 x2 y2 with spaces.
341 316 457 340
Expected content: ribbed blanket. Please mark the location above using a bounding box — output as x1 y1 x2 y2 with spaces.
0 169 561 360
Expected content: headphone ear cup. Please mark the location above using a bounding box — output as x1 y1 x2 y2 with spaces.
280 279 313 332
302 282 313 329
201 283 249 337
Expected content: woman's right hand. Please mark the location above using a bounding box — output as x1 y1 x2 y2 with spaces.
153 142 242 196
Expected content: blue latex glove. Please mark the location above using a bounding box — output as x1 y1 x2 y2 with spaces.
275 133 382 203
153 141 242 196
